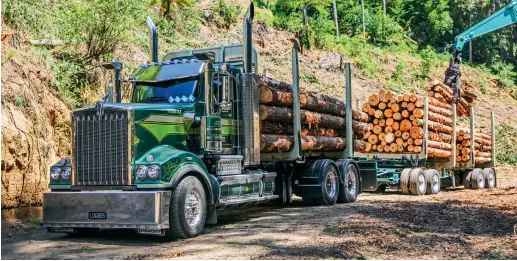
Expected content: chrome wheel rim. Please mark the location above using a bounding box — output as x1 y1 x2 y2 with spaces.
325 172 337 198
418 174 426 192
184 190 202 227
347 170 357 195
487 172 494 186
432 173 440 190
478 174 485 187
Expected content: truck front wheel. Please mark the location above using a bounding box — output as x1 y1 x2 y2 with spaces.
166 176 207 239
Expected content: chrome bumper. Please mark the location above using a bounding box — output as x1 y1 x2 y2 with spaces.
43 191 171 229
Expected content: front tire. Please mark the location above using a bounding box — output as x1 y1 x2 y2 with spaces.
165 176 207 239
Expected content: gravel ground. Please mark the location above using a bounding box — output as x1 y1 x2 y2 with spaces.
2 166 516 260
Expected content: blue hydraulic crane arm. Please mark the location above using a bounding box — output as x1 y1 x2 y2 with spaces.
445 0 517 103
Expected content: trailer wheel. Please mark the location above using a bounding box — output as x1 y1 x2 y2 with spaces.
409 168 426 195
463 170 472 189
400 168 412 194
315 164 339 205
424 169 440 195
165 176 207 239
471 168 485 190
337 163 359 203
483 168 496 189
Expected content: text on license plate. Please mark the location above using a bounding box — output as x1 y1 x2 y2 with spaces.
88 212 107 219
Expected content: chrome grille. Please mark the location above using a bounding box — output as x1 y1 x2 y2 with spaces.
73 109 130 186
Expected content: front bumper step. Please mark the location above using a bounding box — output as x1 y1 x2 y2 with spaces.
43 191 172 230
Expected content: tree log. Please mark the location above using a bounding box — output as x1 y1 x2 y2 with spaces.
428 148 452 158
259 105 368 133
260 121 339 137
260 134 369 152
428 132 452 143
475 157 492 164
428 111 452 126
258 84 368 121
475 151 492 158
428 120 453 134
428 140 452 150
428 105 453 117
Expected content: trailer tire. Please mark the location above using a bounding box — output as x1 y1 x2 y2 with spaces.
315 163 339 205
483 168 496 189
165 176 207 239
463 170 472 189
400 168 412 194
470 168 485 190
424 169 440 195
409 168 426 195
337 164 359 203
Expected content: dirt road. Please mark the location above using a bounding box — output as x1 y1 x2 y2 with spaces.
2 166 516 260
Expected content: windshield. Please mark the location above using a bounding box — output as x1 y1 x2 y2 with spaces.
132 79 198 103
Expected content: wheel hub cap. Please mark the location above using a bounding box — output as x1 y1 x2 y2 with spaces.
347 170 357 195
326 172 337 198
185 190 202 227
418 174 426 192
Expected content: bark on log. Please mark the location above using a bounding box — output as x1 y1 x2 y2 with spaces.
428 148 452 158
475 157 492 164
428 111 452 126
429 132 452 143
429 97 453 110
428 105 453 117
475 151 492 158
259 105 368 133
428 120 453 134
428 140 452 150
259 84 368 120
260 121 339 137
260 134 369 152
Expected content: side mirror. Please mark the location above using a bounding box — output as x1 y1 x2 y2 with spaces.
102 61 123 103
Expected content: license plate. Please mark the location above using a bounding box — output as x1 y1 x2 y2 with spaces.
50 227 75 233
88 212 107 219
138 228 164 236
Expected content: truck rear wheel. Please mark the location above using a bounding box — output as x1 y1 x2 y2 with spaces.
463 170 472 189
165 176 207 239
470 168 485 189
483 168 496 189
424 169 440 195
315 164 339 205
337 164 359 203
409 168 426 195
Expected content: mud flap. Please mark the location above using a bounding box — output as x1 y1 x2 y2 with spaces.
357 161 378 192
206 203 217 225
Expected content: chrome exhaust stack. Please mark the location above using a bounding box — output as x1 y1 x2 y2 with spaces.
146 16 159 63
241 3 260 166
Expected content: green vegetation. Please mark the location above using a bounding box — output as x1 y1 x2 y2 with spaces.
211 0 241 29
496 123 517 165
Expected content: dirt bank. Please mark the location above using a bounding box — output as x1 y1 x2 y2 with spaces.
2 166 515 260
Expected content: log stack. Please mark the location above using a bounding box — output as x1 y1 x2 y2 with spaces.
455 128 493 164
361 90 453 158
425 79 476 117
258 76 371 153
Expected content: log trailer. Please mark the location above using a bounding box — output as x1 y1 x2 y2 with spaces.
42 3 378 238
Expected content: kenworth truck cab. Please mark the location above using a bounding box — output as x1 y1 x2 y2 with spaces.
43 4 377 238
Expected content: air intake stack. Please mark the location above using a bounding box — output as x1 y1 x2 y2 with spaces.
146 16 159 63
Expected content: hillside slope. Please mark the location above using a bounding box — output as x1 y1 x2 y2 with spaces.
1 1 516 208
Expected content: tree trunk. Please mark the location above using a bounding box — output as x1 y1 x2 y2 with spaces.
428 120 453 134
259 105 369 133
429 132 452 143
260 121 339 137
260 134 370 152
428 140 452 150
428 148 452 158
259 76 368 120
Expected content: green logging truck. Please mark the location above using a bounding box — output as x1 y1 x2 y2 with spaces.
43 2 503 238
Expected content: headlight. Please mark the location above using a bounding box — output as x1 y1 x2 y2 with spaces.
50 167 61 180
147 165 160 179
61 167 71 180
136 165 148 179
